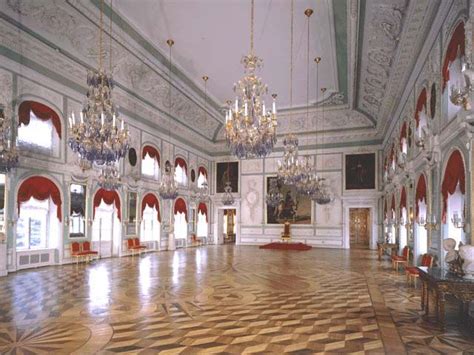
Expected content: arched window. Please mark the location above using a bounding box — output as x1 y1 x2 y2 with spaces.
389 195 396 243
92 189 121 257
399 187 408 250
197 202 208 237
16 176 62 250
389 144 396 172
174 198 188 239
197 167 208 188
415 174 428 259
442 150 465 245
141 145 160 179
414 88 428 141
399 122 408 155
17 101 61 155
174 157 188 186
442 22 465 121
141 193 161 242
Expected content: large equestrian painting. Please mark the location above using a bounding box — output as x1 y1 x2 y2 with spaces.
266 177 312 224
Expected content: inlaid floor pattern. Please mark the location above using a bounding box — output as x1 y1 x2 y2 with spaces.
0 245 472 354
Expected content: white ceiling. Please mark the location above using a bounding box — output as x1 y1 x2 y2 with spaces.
113 0 339 110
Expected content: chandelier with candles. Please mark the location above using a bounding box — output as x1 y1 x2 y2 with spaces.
225 0 277 159
68 0 129 168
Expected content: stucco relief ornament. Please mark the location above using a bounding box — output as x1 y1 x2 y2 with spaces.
246 180 260 221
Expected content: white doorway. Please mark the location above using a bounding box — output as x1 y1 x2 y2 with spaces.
92 201 121 258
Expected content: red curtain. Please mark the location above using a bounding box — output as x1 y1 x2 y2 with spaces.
18 101 62 138
198 166 208 179
414 88 427 128
198 202 208 222
415 174 427 218
174 197 188 221
17 176 62 220
442 21 465 91
142 145 160 165
93 188 121 221
399 122 407 146
441 150 465 223
141 193 161 222
175 157 187 173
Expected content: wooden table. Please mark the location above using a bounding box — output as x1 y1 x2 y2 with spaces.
377 242 397 261
418 267 474 329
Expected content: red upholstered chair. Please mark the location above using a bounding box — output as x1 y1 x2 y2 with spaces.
71 242 82 264
406 254 434 286
392 246 410 271
127 238 143 256
81 241 98 262
133 238 147 252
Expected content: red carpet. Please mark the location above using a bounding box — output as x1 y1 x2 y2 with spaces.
259 242 312 251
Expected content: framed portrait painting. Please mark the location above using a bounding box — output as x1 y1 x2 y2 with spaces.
345 153 376 190
216 162 239 193
266 177 312 224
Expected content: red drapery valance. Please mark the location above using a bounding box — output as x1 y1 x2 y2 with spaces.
17 176 62 220
141 193 161 222
415 174 427 218
18 101 62 138
198 202 208 222
414 88 427 128
442 22 465 91
441 150 465 223
198 166 208 179
93 188 121 221
175 157 187 173
174 197 188 221
400 122 407 146
142 145 160 165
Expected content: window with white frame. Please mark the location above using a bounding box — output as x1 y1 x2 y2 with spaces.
447 182 464 246
175 164 187 186
197 211 208 237
70 184 86 237
197 170 208 188
416 201 428 260
399 207 408 250
141 205 160 242
92 201 115 242
141 153 160 179
446 56 463 121
18 112 57 152
16 197 58 250
174 212 187 239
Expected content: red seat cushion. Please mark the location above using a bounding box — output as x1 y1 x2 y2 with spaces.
392 256 407 261
84 251 98 255
405 266 420 274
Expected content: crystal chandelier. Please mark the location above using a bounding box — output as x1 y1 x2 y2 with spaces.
98 164 120 190
311 87 334 205
277 1 307 186
159 161 179 200
68 0 129 166
158 39 180 200
191 76 211 204
222 182 235 206
0 108 18 173
277 134 306 185
265 178 283 207
224 0 277 159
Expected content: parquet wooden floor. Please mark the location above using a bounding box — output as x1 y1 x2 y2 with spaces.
0 245 472 354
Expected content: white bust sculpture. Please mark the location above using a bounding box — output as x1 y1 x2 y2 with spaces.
459 244 474 279
443 238 457 263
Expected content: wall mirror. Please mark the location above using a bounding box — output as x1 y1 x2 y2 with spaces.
70 183 86 238
128 192 137 223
